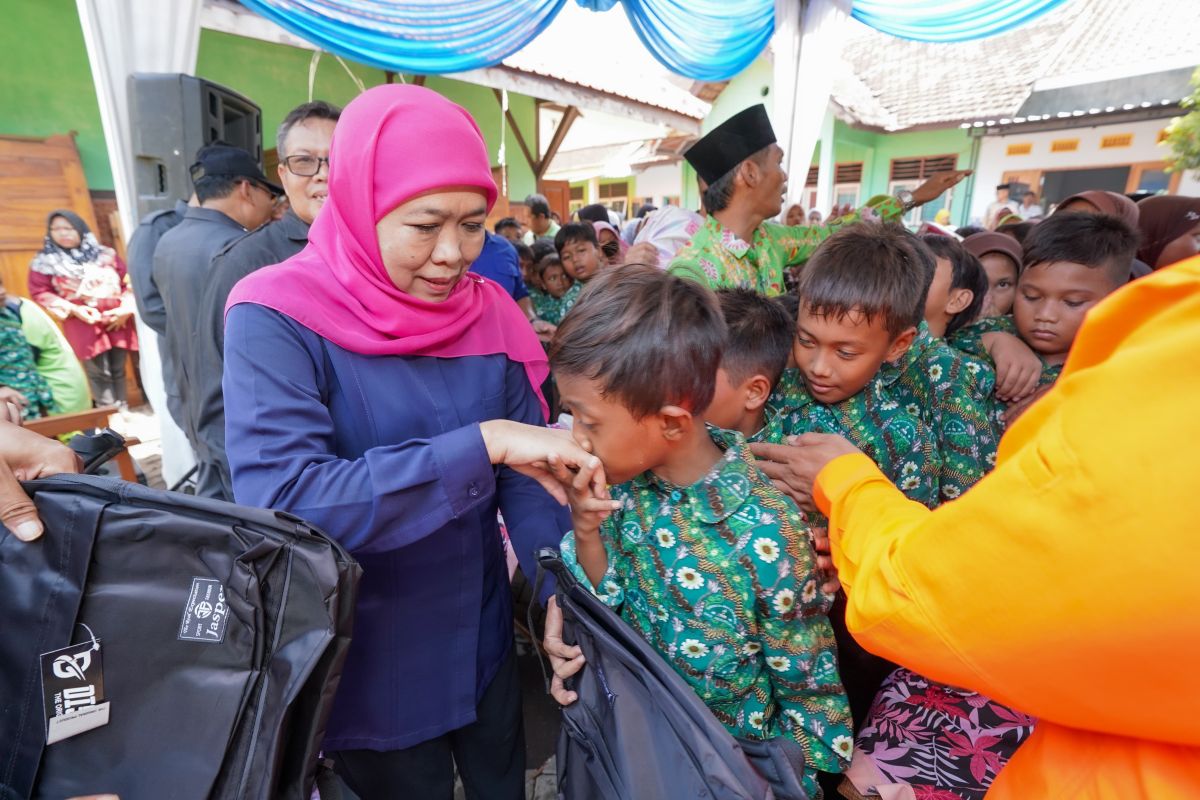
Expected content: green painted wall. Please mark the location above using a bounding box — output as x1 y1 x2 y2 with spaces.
705 57 774 134
0 0 112 189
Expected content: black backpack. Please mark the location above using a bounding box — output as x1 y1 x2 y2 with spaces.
0 474 360 800
537 550 810 800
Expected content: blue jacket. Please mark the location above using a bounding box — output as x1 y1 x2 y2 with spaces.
222 301 569 750
470 232 529 301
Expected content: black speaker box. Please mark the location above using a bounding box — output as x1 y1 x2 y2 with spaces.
129 73 263 220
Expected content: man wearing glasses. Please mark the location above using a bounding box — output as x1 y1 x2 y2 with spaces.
153 140 282 499
190 101 341 500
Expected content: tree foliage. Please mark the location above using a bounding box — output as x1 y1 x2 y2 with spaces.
1164 67 1200 175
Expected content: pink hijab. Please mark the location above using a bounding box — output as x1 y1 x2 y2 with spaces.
227 84 549 417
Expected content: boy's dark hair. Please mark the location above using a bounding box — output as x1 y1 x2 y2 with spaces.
920 235 988 337
955 225 985 238
276 100 341 156
530 239 557 264
995 220 1035 245
716 288 795 388
797 223 933 339
524 193 551 218
703 146 772 214
775 292 800 323
577 204 609 224
495 216 521 235
550 265 725 419
554 222 599 255
636 203 657 219
1022 212 1138 285
513 242 533 263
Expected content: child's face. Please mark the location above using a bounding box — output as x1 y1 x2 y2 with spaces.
1014 260 1118 365
793 303 915 404
519 256 538 289
557 373 671 485
543 264 570 298
560 239 602 282
979 253 1018 317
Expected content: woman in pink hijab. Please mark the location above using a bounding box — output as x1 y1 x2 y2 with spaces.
222 85 604 799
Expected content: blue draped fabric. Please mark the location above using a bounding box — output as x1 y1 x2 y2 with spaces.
851 0 1070 43
238 0 1071 84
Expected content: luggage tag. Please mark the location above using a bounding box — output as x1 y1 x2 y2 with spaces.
41 623 109 744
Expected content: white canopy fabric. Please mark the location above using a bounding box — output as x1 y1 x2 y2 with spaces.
76 0 202 487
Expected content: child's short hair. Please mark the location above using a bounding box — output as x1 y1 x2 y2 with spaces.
549 265 725 419
530 239 557 264
797 223 933 339
513 242 533 264
1022 213 1139 285
495 216 521 235
554 222 599 255
716 288 795 388
775 292 800 323
920 235 988 336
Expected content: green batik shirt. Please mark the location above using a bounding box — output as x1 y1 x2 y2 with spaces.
948 316 1065 393
878 323 1001 501
770 368 942 514
560 428 853 785
667 195 905 297
529 281 582 326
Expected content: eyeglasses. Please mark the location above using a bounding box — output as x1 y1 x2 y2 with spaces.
281 155 330 177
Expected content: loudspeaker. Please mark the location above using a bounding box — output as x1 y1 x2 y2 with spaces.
129 73 264 220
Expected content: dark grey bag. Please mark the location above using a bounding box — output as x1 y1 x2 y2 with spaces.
0 474 359 800
538 550 810 800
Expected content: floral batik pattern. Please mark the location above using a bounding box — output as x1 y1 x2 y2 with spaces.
878 324 1001 502
668 196 905 297
855 668 1036 800
947 316 1063 396
530 280 582 325
559 428 853 796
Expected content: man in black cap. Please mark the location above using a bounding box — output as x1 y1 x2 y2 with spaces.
152 141 279 499
985 182 1018 229
189 101 341 498
668 103 970 296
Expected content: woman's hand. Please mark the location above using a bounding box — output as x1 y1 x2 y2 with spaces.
984 332 1042 402
73 305 102 326
810 527 841 595
0 420 81 541
103 307 133 331
479 420 608 504
1004 383 1053 425
911 170 973 206
543 596 585 705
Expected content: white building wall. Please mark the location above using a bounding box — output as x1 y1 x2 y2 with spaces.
969 117 1184 222
633 162 683 204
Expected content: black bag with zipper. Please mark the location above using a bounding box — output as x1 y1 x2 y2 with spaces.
0 473 360 800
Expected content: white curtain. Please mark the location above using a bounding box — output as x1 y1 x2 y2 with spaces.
76 0 202 487
772 0 853 216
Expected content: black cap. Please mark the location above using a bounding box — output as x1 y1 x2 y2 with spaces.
684 104 777 185
189 142 283 196
996 183 1011 191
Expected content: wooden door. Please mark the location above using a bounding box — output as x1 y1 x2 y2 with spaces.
1001 169 1043 197
538 179 571 223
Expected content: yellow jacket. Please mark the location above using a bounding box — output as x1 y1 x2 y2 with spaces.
815 255 1200 798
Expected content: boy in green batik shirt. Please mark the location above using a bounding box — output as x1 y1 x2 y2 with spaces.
548 266 853 797
670 104 970 297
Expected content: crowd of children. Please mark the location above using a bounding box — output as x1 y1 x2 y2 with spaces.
527 177 1163 798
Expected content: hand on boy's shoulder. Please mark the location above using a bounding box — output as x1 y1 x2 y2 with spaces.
749 434 863 512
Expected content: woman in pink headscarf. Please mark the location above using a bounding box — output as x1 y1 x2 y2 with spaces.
222 85 605 799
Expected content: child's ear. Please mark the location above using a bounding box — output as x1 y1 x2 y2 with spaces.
743 374 773 412
885 326 918 363
946 287 974 315
658 405 694 442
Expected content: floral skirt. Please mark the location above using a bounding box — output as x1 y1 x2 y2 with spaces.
854 668 1036 800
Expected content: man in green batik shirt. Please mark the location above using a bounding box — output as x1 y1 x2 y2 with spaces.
669 103 971 297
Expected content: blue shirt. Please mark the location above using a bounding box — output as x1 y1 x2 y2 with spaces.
222 302 569 750
470 232 529 301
